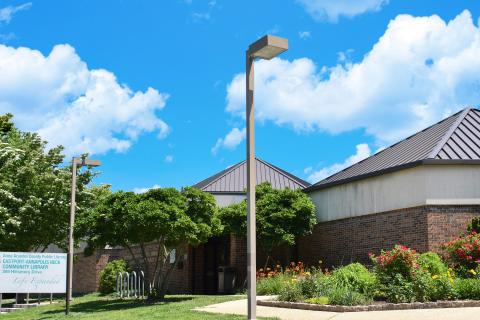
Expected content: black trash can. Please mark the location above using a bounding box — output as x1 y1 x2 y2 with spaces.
218 266 236 294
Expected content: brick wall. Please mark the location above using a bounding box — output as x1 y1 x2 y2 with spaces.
73 250 111 293
229 235 294 289
73 243 191 294
229 235 246 289
74 205 480 293
426 206 480 251
298 205 480 268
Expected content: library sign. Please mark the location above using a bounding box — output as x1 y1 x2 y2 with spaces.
0 252 66 293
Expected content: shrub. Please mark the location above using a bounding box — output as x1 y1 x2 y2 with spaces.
455 278 480 300
257 273 289 295
329 263 377 299
99 259 128 294
305 296 329 305
442 232 480 277
371 245 438 303
327 286 372 306
430 275 457 301
413 268 437 302
370 245 419 281
418 252 448 276
383 273 416 303
298 271 324 299
278 280 303 302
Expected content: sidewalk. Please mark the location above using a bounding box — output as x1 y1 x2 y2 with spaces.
195 297 480 320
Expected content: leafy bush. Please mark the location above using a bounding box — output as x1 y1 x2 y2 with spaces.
455 278 480 300
305 296 329 305
412 268 436 302
257 273 289 295
329 263 377 299
418 252 448 276
327 286 372 306
383 273 416 303
430 275 457 301
257 262 315 296
278 281 303 302
298 270 325 298
371 245 439 303
442 232 480 277
99 259 128 294
370 245 419 281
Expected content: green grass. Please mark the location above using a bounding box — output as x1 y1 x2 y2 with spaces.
0 293 277 319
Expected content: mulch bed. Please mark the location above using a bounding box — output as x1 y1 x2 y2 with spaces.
257 299 480 312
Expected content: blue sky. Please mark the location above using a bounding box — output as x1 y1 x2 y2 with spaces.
1 0 480 191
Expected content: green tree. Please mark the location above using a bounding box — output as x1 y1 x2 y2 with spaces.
0 113 97 252
219 182 316 267
81 186 220 299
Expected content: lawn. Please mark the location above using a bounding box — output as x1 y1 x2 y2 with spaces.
0 294 277 320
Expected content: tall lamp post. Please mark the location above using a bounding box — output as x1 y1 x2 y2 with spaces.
246 35 288 320
66 156 101 315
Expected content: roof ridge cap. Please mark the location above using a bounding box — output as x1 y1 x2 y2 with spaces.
427 108 471 159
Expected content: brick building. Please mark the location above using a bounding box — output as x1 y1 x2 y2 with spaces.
300 107 480 267
73 107 480 294
73 158 310 294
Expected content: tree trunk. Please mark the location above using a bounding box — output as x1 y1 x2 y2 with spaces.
157 248 183 299
139 243 152 293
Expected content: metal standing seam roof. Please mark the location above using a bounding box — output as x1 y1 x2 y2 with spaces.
306 107 480 192
192 158 311 193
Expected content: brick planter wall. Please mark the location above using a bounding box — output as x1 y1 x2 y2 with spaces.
298 205 480 268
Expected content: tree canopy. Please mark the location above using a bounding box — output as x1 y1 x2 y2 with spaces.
0 113 97 252
219 182 316 259
80 186 221 298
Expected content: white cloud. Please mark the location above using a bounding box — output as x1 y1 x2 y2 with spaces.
192 12 210 21
133 184 162 194
304 166 313 174
307 143 371 182
0 43 169 156
298 31 311 39
0 2 31 24
226 11 480 146
297 0 388 22
165 155 173 163
212 127 246 154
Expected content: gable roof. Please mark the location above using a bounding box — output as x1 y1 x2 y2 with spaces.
193 158 310 193
306 107 480 192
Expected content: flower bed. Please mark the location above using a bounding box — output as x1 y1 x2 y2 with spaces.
256 217 480 309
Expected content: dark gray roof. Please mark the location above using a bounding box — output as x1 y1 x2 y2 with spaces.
193 158 310 193
306 108 480 191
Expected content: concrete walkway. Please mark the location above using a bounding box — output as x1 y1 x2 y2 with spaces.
195 297 480 320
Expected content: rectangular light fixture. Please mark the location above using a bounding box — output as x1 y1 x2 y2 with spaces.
73 157 101 167
248 35 288 60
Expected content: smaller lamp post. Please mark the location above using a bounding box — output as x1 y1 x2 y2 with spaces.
65 156 101 315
